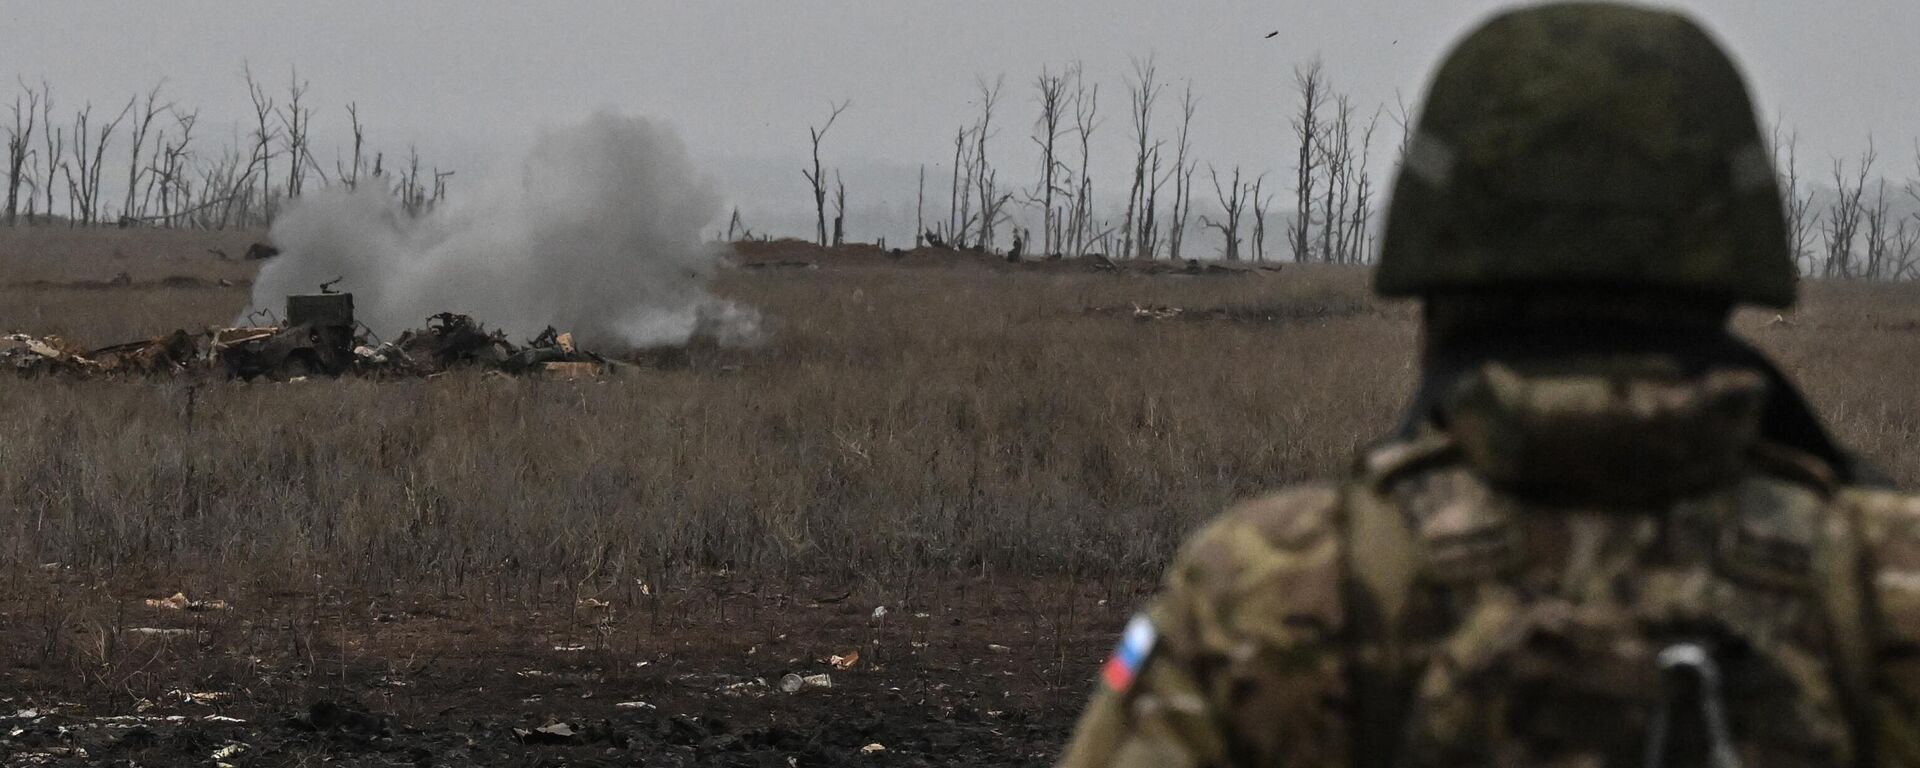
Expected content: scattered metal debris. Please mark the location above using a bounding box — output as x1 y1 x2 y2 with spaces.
4 293 629 382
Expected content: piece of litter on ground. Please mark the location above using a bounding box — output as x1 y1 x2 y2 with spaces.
862 743 886 754
780 673 834 694
211 743 247 760
987 643 1011 653
144 592 230 611
829 650 860 669
552 643 588 652
871 606 888 620
126 628 194 637
615 701 656 710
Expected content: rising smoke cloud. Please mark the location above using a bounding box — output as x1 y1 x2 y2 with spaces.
246 112 758 350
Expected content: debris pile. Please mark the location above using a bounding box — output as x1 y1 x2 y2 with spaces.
3 292 625 382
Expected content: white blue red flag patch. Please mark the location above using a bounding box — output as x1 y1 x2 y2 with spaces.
1100 614 1158 693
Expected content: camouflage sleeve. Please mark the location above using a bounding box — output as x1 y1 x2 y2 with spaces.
1856 489 1920 766
1057 484 1351 768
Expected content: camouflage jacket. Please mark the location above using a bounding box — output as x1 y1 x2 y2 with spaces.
1059 367 1920 768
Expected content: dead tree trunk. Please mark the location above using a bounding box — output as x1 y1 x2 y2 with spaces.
66 98 132 226
802 100 850 247
1252 175 1274 262
1033 67 1068 257
5 83 39 225
1121 57 1161 259
339 102 367 190
1771 122 1816 274
973 75 1004 252
243 65 279 226
1201 165 1247 261
1822 147 1872 279
831 171 846 246
39 85 61 225
1289 60 1326 262
1167 82 1197 261
1068 64 1099 257
121 81 167 223
279 70 317 199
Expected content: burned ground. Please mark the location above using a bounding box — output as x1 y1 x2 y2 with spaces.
7 232 1920 766
4 571 1112 767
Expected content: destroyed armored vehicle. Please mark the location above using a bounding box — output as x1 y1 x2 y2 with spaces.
219 293 359 380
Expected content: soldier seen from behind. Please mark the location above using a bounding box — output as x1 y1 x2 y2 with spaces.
1059 3 1920 767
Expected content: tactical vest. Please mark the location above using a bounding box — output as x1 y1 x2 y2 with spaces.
1340 365 1873 768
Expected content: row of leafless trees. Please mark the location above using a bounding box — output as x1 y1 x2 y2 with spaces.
808 57 1390 263
3 68 450 229
1774 129 1920 282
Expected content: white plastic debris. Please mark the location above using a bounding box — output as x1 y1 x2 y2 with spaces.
127 628 195 638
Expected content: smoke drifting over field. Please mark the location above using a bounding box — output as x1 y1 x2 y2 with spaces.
247 112 757 350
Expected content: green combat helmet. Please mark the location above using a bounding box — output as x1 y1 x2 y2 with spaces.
1375 2 1796 307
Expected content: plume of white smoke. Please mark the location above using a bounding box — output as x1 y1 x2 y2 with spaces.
245 112 758 350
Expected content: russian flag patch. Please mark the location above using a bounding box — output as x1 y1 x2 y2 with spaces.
1099 614 1159 693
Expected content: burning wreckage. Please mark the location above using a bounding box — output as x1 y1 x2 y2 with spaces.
1 293 620 381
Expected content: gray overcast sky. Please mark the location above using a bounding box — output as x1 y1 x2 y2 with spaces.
6 1 1918 237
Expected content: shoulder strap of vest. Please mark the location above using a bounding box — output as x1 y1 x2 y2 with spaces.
1340 433 1453 768
1750 443 1876 768
1815 490 1875 768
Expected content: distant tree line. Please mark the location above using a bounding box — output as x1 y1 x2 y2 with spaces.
2 67 451 231
800 57 1918 281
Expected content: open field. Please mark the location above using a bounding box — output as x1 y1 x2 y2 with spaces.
5 229 1920 765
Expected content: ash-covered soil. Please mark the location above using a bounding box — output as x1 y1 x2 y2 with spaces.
1 575 1132 767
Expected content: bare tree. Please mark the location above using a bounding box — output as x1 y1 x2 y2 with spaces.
121 81 168 223
65 97 133 225
1032 67 1069 256
1067 64 1100 256
947 125 976 248
1315 95 1355 263
1342 108 1383 264
801 100 850 247
338 102 367 190
831 171 847 246
1771 121 1816 273
5 81 39 225
278 70 317 199
1120 57 1162 259
145 107 198 226
1200 165 1248 261
1821 144 1873 279
1252 175 1276 262
243 65 280 225
39 84 61 224
973 75 1006 251
1289 60 1327 262
1866 178 1898 280
915 164 926 247
1165 82 1198 261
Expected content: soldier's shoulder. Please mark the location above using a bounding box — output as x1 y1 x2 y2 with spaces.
1837 485 1920 643
1840 484 1920 559
1158 482 1346 641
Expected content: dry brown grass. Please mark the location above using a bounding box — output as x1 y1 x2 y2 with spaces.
3 228 1919 605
